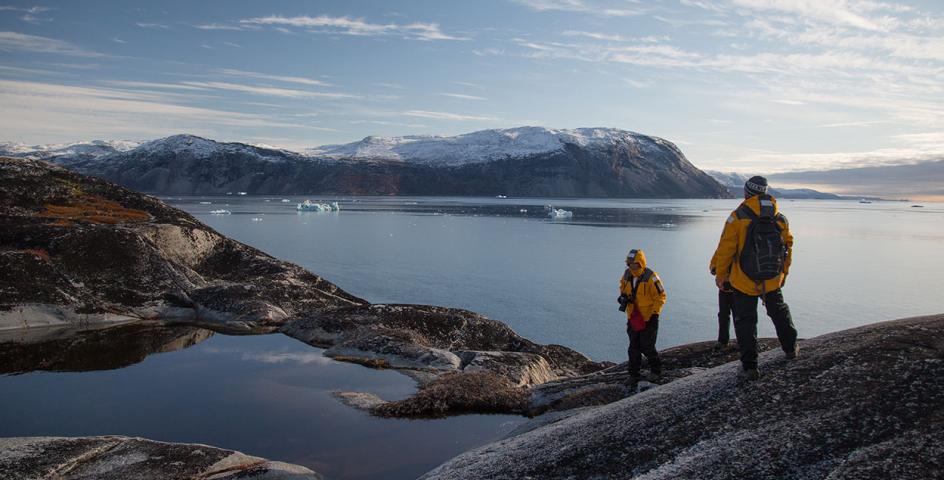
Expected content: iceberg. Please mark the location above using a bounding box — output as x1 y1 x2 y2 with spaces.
209 209 231 215
297 200 341 212
281 199 291 203
545 205 573 219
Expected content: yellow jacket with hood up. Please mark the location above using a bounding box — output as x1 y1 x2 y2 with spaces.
618 249 666 322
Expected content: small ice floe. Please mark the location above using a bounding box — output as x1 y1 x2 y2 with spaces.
209 209 231 215
496 195 507 199
252 217 263 222
519 208 528 213
297 199 340 212
545 205 573 219
281 199 291 203
238 192 248 196
199 201 212 205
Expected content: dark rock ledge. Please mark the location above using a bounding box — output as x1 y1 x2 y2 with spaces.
421 315 944 480
0 436 321 479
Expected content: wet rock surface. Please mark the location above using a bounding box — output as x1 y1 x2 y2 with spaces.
422 315 944 480
0 436 321 479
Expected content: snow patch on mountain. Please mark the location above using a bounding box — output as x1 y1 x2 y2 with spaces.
307 126 667 166
0 139 140 160
131 134 300 162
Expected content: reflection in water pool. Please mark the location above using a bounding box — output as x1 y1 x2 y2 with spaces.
0 327 523 479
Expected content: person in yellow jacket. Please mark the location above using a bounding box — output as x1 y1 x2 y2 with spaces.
618 248 666 383
711 176 799 380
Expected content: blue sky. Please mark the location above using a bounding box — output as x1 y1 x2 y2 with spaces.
1 0 942 173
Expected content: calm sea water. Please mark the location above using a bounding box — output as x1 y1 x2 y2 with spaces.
2 195 941 480
176 196 944 361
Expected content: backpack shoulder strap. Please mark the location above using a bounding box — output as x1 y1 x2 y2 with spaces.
776 213 788 226
622 268 632 282
640 268 654 283
758 194 776 218
736 204 757 221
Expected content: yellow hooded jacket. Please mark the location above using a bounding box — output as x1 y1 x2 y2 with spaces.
711 195 793 296
618 249 667 322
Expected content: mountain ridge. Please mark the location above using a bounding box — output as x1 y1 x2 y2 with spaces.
1 127 730 198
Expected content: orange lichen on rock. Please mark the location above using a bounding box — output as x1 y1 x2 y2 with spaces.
40 196 151 225
19 248 51 261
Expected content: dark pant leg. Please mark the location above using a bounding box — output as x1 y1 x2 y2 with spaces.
732 291 759 370
627 324 642 376
640 317 661 373
763 289 798 353
718 289 734 343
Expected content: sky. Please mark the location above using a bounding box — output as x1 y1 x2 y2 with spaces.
0 0 942 173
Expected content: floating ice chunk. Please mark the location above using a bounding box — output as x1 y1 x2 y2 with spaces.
519 209 528 213
545 205 573 219
199 201 212 205
281 199 291 203
252 217 263 222
238 192 248 196
297 199 340 212
496 195 507 199
209 209 231 215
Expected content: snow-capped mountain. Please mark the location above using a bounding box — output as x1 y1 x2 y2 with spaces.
307 127 674 166
706 170 841 199
0 140 140 163
2 128 731 198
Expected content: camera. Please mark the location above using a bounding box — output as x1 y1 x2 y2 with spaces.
617 294 630 312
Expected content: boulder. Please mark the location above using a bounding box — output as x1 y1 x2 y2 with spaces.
0 436 321 479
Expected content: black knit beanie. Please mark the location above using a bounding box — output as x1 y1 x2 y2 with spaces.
744 176 768 197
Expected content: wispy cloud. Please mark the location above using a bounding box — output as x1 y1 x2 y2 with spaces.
216 68 331 87
180 80 358 99
222 41 242 48
402 110 496 121
193 22 244 31
239 14 466 41
513 0 646 17
438 92 488 101
112 37 127 44
136 22 170 30
0 31 104 57
0 79 334 143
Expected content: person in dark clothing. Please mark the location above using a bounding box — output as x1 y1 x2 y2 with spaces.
710 176 799 379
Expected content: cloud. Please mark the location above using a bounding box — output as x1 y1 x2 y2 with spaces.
0 31 104 57
112 37 127 44
216 68 331 87
136 22 170 30
438 92 488 101
240 352 334 365
402 110 496 121
0 79 334 143
239 14 466 41
729 0 885 31
513 0 645 17
193 22 244 31
222 41 242 48
180 80 359 99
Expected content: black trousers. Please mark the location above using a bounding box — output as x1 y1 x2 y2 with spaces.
718 288 735 343
732 289 798 370
627 317 661 376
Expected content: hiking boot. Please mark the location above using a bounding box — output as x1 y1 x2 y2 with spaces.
743 368 760 381
785 344 800 360
647 371 662 383
713 340 729 351
625 374 641 387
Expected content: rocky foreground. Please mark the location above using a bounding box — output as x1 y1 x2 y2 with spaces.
0 436 320 479
422 315 944 479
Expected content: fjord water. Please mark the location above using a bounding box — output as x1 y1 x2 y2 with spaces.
2 196 941 480
180 196 943 360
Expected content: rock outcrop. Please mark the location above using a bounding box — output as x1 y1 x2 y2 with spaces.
0 436 321 479
422 315 944 479
1 158 603 414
